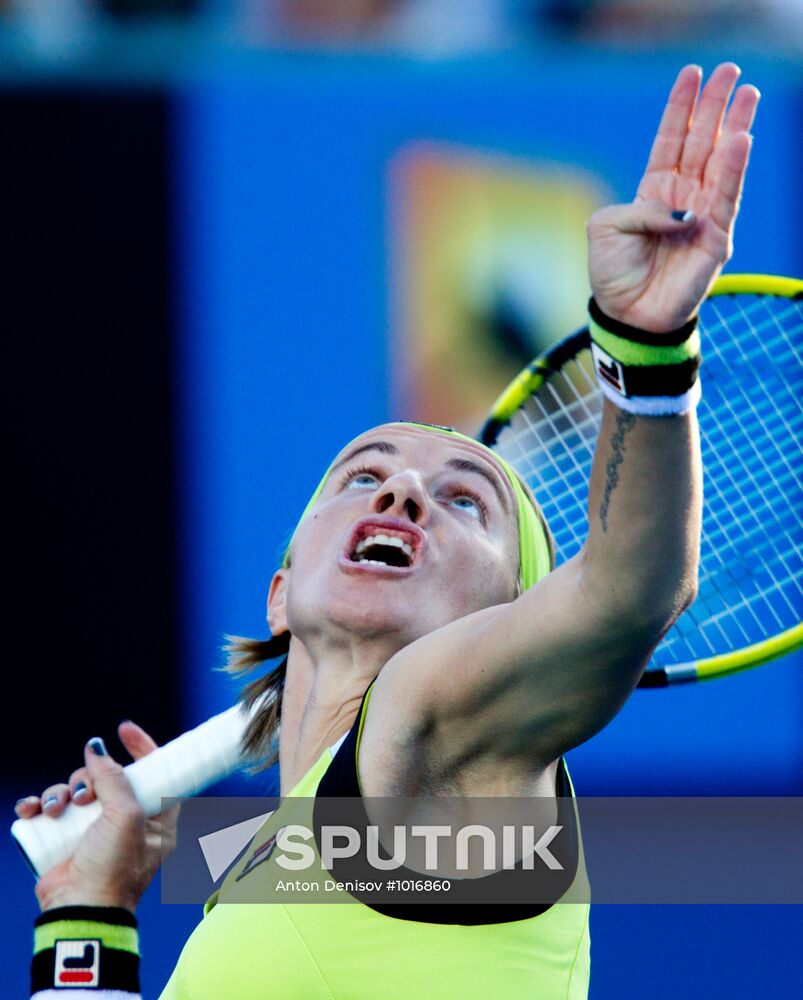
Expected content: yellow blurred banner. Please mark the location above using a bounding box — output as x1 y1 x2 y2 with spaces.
388 143 608 432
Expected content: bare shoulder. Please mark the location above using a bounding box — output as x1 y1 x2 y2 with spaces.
357 548 660 786
356 605 560 799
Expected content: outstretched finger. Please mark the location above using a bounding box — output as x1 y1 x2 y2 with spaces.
644 65 702 175
709 131 753 233
704 84 759 189
678 63 741 182
722 83 760 137
118 719 159 762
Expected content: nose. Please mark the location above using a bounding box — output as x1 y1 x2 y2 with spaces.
370 469 429 525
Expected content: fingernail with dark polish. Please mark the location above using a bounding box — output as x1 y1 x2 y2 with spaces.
73 782 89 800
671 209 695 222
43 796 58 810
87 737 107 756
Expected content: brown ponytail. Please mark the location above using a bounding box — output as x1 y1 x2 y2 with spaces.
224 632 291 772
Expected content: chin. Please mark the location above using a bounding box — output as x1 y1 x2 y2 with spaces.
331 602 425 643
296 592 429 649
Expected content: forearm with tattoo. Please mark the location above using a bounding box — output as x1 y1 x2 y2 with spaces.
598 411 636 532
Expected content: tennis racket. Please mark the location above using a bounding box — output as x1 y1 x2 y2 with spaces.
480 274 803 687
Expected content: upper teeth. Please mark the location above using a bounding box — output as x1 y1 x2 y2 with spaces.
355 534 414 559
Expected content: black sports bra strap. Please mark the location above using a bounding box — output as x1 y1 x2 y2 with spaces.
314 682 579 925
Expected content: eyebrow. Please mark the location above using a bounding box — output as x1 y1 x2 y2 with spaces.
445 458 509 512
329 441 399 474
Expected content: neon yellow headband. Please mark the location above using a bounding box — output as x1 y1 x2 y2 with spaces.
282 422 551 590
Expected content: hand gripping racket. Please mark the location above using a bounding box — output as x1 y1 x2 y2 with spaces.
12 705 251 878
480 274 803 686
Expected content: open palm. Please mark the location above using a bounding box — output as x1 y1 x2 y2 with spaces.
588 63 760 333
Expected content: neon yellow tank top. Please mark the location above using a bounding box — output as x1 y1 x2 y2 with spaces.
160 686 590 999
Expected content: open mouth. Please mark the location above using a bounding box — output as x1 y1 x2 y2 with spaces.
352 534 414 568
346 522 421 570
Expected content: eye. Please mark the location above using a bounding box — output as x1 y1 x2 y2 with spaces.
340 466 381 491
447 492 486 522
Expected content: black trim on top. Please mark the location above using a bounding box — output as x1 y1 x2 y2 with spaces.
34 905 138 929
31 945 140 995
589 297 698 346
315 684 580 925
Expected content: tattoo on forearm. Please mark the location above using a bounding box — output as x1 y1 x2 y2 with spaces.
599 411 636 532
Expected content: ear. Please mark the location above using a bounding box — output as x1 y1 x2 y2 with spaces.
266 569 289 636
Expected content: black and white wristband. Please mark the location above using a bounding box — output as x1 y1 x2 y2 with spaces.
32 906 140 997
588 297 702 416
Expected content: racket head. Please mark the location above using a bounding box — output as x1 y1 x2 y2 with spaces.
479 275 803 686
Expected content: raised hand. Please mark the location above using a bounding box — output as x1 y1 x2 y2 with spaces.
588 63 760 332
14 721 178 914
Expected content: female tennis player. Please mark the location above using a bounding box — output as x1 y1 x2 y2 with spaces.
18 62 758 999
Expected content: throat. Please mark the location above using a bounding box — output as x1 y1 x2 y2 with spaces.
279 679 364 796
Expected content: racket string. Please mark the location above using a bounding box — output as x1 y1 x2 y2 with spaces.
701 299 802 631
658 294 802 663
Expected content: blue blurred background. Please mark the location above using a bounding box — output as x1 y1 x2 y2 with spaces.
2 1 801 996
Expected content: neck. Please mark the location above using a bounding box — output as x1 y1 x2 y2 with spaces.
278 634 386 796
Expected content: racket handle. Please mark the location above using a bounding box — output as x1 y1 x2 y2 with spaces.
11 705 248 878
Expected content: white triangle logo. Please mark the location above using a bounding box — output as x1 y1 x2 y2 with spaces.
198 811 274 882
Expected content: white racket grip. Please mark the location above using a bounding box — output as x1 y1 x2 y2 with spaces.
11 704 250 879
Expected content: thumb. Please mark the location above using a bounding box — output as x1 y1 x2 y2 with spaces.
83 737 139 812
589 200 697 236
